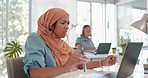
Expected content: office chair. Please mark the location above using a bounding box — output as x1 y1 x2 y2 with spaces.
6 57 28 78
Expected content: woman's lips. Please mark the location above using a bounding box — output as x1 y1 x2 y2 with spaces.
63 31 67 35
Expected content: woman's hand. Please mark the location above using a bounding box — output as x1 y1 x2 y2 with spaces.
101 55 116 66
63 50 88 72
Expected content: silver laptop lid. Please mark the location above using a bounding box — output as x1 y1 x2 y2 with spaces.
98 42 143 78
117 42 143 78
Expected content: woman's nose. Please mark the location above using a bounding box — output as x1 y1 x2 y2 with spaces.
65 25 69 30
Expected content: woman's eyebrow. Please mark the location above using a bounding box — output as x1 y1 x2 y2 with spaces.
61 20 68 23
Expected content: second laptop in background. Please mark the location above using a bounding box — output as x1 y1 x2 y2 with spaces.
95 43 111 55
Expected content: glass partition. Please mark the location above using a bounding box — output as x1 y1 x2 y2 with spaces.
0 0 29 77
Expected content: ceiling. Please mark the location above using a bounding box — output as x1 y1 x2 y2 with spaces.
114 0 146 10
78 0 147 10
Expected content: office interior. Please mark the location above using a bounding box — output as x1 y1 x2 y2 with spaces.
0 0 148 78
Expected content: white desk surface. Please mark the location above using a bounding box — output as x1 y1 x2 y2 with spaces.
55 69 109 78
55 64 148 78
55 51 148 78
99 64 147 78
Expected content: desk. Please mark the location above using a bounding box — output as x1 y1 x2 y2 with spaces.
55 64 148 78
94 64 148 78
55 69 111 78
55 51 148 78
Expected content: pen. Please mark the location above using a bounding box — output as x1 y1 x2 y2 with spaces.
81 48 87 72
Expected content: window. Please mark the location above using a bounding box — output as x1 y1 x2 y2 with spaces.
91 2 103 47
0 1 76 77
117 3 147 46
117 1 148 65
0 0 29 77
76 1 116 47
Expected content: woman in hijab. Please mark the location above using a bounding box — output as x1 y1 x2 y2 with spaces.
23 8 116 78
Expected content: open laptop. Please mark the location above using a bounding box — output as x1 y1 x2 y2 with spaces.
84 43 111 59
98 42 143 78
95 43 111 54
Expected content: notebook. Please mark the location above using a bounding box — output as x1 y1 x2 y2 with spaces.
98 42 143 78
95 43 111 54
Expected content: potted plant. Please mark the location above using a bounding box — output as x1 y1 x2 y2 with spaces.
3 40 23 58
119 37 130 55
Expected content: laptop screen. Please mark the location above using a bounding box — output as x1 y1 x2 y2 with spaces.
96 43 111 54
117 42 143 78
98 42 143 78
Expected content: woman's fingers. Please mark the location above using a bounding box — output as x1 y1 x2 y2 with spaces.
108 55 116 65
67 50 87 65
64 50 90 72
102 55 117 66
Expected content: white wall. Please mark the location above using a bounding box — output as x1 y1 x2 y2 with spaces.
31 0 77 47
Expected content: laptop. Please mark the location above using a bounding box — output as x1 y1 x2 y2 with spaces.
95 43 111 54
84 43 111 59
98 42 143 78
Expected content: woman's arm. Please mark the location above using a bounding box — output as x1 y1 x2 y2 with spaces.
30 65 69 78
78 60 102 69
75 43 90 52
23 33 71 78
75 43 82 50
78 55 116 69
92 46 97 52
75 43 95 52
30 50 87 78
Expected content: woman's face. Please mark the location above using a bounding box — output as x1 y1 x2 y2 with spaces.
84 27 91 37
53 15 69 38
